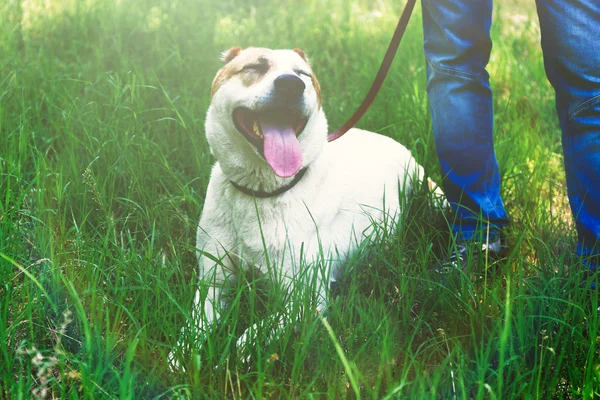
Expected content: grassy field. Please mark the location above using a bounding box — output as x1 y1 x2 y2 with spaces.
1 0 599 398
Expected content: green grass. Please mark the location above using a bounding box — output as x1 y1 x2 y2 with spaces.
1 0 599 398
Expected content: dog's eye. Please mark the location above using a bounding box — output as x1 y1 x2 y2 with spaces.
241 63 268 74
296 70 312 78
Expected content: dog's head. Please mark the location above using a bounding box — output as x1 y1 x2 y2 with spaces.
205 47 327 181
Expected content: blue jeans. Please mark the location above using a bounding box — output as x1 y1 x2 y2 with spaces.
422 0 600 266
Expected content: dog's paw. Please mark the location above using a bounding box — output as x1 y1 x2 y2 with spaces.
167 349 185 372
168 349 205 374
236 323 259 364
236 318 289 365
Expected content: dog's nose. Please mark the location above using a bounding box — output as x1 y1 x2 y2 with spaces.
274 74 306 100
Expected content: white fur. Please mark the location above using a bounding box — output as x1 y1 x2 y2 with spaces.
171 48 442 367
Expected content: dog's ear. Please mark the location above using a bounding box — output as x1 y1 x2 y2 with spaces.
293 48 309 63
221 47 243 64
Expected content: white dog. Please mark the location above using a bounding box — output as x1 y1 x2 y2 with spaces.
172 47 444 365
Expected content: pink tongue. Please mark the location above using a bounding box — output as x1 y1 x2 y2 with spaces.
260 118 303 178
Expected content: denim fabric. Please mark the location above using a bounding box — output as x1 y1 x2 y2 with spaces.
422 0 600 264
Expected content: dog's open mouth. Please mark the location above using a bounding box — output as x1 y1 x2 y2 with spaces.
233 107 308 178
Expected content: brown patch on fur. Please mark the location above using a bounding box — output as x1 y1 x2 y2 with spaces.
312 73 322 109
211 47 272 98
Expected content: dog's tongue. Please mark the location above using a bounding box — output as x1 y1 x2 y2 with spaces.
259 116 303 178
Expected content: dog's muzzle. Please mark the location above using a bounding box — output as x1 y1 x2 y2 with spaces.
231 74 311 179
233 104 308 178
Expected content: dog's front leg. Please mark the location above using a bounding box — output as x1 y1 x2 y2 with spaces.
235 262 335 364
169 247 233 371
313 256 340 316
190 278 223 340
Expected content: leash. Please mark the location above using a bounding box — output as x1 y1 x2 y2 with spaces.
327 0 417 142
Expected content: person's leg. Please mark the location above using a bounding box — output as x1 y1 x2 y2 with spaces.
535 0 600 268
422 0 509 243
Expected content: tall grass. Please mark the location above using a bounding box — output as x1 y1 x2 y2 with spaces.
1 0 598 398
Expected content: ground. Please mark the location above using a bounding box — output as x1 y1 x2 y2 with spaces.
1 0 599 398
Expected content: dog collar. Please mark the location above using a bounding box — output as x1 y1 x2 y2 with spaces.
229 168 308 198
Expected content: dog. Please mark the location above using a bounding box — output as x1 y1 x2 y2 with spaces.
171 47 445 366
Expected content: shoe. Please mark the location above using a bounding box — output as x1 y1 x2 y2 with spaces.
433 238 507 276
